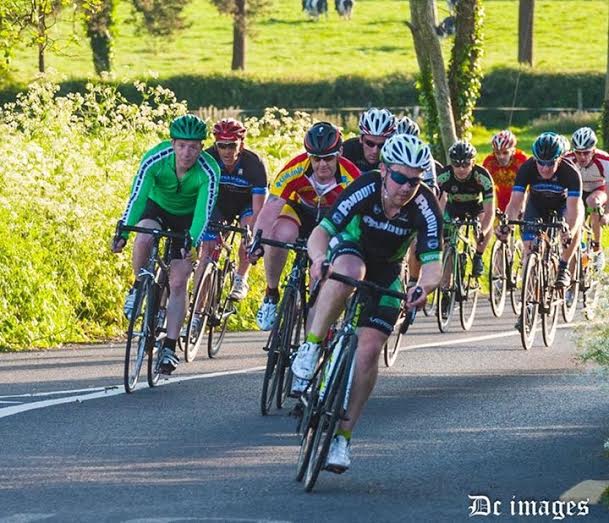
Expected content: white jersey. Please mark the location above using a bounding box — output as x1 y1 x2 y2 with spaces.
565 149 609 193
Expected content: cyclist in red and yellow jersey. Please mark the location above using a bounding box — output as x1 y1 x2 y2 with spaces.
482 130 527 212
250 121 360 330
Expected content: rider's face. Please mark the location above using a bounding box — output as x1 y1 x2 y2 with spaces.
360 135 386 165
309 152 339 183
536 159 559 179
172 139 202 171
452 160 474 179
215 140 241 167
494 148 514 167
574 149 594 168
381 163 424 205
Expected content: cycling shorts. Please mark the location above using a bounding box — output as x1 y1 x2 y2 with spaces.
201 200 253 241
279 200 320 238
521 200 566 241
140 199 193 260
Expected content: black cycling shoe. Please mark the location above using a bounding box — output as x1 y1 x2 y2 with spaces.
554 266 571 289
159 348 179 375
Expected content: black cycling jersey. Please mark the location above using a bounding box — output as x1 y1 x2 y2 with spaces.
513 157 582 211
437 164 494 205
320 171 443 265
342 137 379 172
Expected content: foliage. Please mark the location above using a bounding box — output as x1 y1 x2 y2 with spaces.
130 0 192 38
575 273 609 370
83 0 116 74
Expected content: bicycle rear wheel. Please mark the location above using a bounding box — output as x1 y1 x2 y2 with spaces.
436 247 457 333
208 266 235 358
520 253 540 350
124 279 152 393
561 246 581 323
184 263 214 363
304 334 356 492
489 240 507 318
542 257 560 347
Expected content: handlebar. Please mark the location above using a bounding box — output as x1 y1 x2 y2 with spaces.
115 222 191 252
248 229 308 260
208 221 250 238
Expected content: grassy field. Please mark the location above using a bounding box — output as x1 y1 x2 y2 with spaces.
8 0 608 85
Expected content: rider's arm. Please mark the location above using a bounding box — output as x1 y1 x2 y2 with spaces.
250 193 266 227
506 162 530 221
307 225 331 281
417 261 442 298
413 187 444 296
189 152 221 246
252 195 286 236
565 196 584 235
438 191 447 213
562 160 584 234
477 168 496 234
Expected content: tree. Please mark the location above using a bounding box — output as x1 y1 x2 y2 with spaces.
210 0 273 71
130 0 192 38
518 0 534 65
602 8 609 149
84 0 116 75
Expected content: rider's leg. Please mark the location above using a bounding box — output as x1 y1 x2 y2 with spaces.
586 190 607 251
166 259 193 341
237 214 254 277
132 219 161 276
264 217 299 293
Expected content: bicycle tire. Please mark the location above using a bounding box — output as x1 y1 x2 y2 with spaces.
304 334 356 492
295 372 321 482
561 246 581 323
422 289 435 316
147 283 167 388
459 250 479 331
277 290 304 409
124 279 152 393
436 247 457 333
489 240 507 318
520 253 540 350
510 239 524 315
184 263 214 363
207 266 235 358
542 256 560 347
383 311 404 367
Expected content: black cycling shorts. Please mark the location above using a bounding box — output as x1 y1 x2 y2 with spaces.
140 199 192 260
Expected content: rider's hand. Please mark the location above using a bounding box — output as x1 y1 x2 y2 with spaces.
309 256 330 283
405 285 426 311
495 224 511 242
181 246 198 262
111 236 126 253
561 228 572 246
247 242 264 264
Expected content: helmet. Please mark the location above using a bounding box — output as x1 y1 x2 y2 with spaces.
448 140 477 162
358 108 396 137
531 132 565 161
381 134 432 170
571 127 598 151
395 116 420 137
304 121 342 155
491 130 517 151
213 118 246 141
169 114 207 141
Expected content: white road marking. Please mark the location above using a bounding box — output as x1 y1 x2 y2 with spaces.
560 479 609 504
0 386 110 399
0 366 264 420
0 400 22 404
0 515 55 523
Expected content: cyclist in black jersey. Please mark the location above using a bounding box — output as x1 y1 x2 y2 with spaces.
291 134 442 473
200 118 268 301
342 108 396 172
501 132 584 289
437 141 496 277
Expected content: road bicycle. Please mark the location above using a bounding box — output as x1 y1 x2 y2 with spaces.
383 287 422 367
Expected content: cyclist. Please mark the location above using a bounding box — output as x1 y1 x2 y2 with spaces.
111 114 220 374
482 130 528 213
564 127 609 271
291 134 443 472
501 132 584 289
200 118 268 301
342 108 396 172
251 121 360 330
437 141 496 277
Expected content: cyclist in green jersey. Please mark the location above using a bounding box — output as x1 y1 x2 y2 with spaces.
112 114 220 374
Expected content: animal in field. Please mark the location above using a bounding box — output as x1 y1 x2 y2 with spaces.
335 0 354 19
302 0 328 20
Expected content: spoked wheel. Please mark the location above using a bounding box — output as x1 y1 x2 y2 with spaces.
489 240 507 318
509 239 524 315
183 264 214 363
304 335 356 493
124 280 152 393
384 311 405 367
520 253 540 350
296 373 321 482
436 247 457 333
458 252 479 331
277 291 304 410
422 289 435 317
147 285 168 388
561 247 581 323
542 257 560 347
208 268 236 358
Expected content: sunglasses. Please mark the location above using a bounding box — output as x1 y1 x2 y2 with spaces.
451 160 472 168
216 142 238 150
386 166 422 187
362 138 385 150
535 158 557 167
309 152 339 163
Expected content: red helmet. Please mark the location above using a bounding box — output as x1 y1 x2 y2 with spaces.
212 118 246 141
491 130 517 151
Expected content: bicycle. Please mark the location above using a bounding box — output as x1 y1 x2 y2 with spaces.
182 221 248 362
490 212 524 317
436 216 481 332
575 208 604 320
510 214 566 350
249 230 309 416
295 269 412 492
383 287 422 367
116 222 189 393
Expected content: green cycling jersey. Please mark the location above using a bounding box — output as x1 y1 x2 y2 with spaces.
120 141 220 245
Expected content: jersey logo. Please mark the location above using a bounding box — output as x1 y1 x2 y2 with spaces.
414 193 439 237
336 182 376 216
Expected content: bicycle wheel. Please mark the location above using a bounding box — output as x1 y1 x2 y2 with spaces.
147 283 167 388
184 263 214 363
422 288 435 316
277 290 305 409
489 240 507 318
124 279 152 393
542 256 560 347
296 372 321 482
520 253 540 350
561 246 581 323
304 334 356 492
384 310 405 367
509 238 524 315
436 247 457 333
459 251 479 331
207 266 236 358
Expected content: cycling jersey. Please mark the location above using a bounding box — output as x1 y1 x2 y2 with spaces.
513 157 582 211
482 149 527 211
270 152 360 224
342 137 379 172
121 141 220 245
564 150 609 193
437 164 494 206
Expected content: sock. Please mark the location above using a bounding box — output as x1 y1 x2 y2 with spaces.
559 260 568 270
265 287 279 302
163 338 177 352
306 332 323 344
336 428 352 441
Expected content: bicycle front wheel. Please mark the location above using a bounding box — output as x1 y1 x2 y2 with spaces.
147 284 167 388
208 267 236 358
277 289 305 409
384 311 405 367
184 263 214 363
459 252 479 331
561 246 581 323
520 253 540 350
509 238 524 315
542 256 560 347
436 247 457 333
124 279 152 393
489 240 507 318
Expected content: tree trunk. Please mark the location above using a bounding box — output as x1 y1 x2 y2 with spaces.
37 10 46 73
231 0 246 70
86 0 115 75
518 0 534 65
409 0 457 158
602 8 609 149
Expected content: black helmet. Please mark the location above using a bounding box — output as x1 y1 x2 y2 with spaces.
304 122 342 155
532 132 565 161
448 140 477 162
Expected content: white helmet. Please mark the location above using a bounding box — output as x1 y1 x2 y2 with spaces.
358 108 396 137
381 134 431 170
571 127 598 151
395 116 420 137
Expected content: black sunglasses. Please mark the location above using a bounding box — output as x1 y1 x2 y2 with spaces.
387 166 422 187
451 160 472 168
216 142 238 150
362 138 385 150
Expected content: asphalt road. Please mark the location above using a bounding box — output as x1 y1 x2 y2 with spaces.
1 301 608 523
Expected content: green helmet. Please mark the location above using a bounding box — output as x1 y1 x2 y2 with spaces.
170 114 207 141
